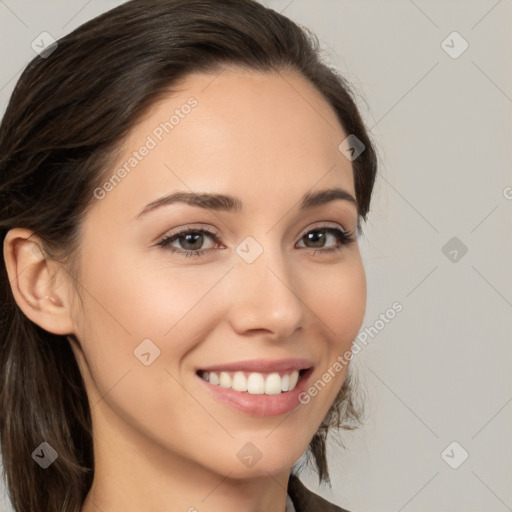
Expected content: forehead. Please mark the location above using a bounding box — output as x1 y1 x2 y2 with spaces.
92 69 355 220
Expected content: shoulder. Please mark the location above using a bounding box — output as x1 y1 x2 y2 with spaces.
287 473 353 512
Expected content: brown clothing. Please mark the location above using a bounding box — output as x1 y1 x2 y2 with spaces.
287 474 352 512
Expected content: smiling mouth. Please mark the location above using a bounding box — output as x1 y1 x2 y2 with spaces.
196 368 311 395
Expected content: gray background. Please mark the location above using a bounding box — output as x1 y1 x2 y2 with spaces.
1 1 511 511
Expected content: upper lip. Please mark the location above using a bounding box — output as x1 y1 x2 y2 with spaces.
198 358 313 373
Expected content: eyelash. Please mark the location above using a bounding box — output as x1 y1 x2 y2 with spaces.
156 225 356 258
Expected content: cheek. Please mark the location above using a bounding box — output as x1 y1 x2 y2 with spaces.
75 244 224 338
68 256 221 447
298 257 365 412
311 257 366 347
70 247 231 397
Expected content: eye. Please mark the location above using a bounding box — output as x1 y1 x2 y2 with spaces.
156 227 221 258
296 226 355 254
156 224 355 258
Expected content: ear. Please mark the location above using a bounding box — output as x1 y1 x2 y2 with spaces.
3 228 75 335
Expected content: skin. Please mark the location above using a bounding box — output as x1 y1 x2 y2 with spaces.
4 69 366 512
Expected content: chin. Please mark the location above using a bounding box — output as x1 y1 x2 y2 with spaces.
217 433 311 479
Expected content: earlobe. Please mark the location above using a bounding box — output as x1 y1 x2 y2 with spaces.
3 228 75 335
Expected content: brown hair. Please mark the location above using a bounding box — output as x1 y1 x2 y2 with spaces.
0 1 377 510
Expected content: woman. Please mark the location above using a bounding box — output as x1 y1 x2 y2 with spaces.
0 1 378 511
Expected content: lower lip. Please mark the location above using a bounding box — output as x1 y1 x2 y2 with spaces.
196 368 313 417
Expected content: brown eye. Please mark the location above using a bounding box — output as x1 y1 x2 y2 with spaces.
297 227 354 252
157 228 220 258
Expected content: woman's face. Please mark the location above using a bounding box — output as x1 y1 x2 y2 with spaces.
68 69 366 478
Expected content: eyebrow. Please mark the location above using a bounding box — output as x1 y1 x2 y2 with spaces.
136 187 357 218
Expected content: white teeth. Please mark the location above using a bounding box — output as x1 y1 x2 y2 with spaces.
247 373 265 394
264 373 282 395
200 369 302 395
281 374 290 392
288 370 299 391
219 371 231 388
232 371 248 392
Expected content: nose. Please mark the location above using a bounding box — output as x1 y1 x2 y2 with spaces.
225 244 307 340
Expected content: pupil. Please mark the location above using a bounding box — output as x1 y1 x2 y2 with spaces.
184 233 202 250
307 232 324 248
